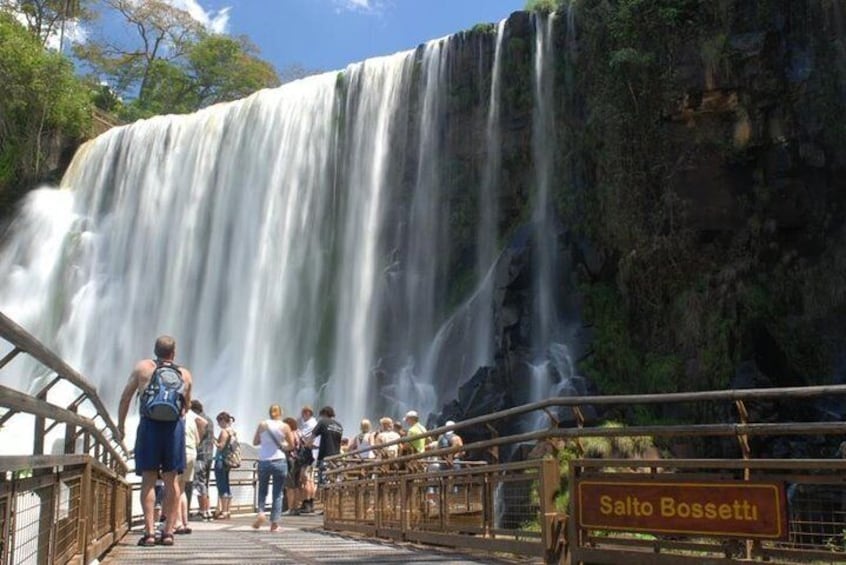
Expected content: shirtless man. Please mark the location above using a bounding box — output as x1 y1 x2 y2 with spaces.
117 335 193 547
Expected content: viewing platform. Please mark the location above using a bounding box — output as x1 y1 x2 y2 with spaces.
101 514 519 564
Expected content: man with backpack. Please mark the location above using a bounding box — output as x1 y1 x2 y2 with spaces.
117 335 193 548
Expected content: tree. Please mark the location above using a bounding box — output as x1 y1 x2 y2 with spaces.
0 0 91 49
524 0 563 12
0 12 90 208
186 34 279 106
75 0 201 106
76 0 279 119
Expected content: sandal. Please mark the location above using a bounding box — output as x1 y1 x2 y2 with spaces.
137 533 156 547
158 533 174 546
174 526 192 535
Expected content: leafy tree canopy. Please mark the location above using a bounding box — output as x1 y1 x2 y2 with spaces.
75 0 280 120
0 11 90 203
524 0 564 13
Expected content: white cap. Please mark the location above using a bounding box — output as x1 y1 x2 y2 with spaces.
445 420 456 427
405 410 418 419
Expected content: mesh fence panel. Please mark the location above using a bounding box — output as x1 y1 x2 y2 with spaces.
52 476 82 564
780 484 846 551
11 482 55 565
90 473 113 540
1 489 10 565
378 478 403 529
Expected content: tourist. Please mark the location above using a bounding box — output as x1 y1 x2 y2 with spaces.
375 417 401 458
309 405 344 491
282 416 303 514
252 404 295 531
349 419 376 459
214 411 237 519
404 410 427 454
297 405 319 513
117 335 193 547
435 420 464 468
191 400 215 521
174 406 205 534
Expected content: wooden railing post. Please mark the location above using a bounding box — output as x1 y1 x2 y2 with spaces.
401 475 409 540
33 390 47 457
539 457 564 564
78 460 92 563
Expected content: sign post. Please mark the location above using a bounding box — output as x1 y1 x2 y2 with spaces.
576 478 788 539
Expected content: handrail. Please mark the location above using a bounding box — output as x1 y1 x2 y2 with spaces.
0 384 128 473
0 311 130 459
0 312 131 565
333 383 846 462
326 385 846 564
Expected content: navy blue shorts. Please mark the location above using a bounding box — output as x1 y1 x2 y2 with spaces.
134 417 186 476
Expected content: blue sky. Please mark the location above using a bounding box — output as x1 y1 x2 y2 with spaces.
196 0 525 73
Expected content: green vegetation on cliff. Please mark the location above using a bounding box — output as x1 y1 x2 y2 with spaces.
0 12 91 211
561 0 846 404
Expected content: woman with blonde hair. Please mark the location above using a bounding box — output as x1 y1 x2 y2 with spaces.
252 404 294 531
349 418 376 459
375 417 401 458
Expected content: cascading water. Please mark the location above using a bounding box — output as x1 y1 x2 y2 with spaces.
0 15 570 453
473 20 507 368
522 7 584 423
531 12 558 356
378 38 449 417
0 26 510 440
326 52 416 423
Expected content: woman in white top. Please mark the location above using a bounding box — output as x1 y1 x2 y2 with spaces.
349 418 376 459
252 404 294 531
375 417 401 458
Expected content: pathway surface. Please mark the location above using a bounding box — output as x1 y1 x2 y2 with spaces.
101 514 525 564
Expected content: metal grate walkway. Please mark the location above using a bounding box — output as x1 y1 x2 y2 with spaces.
101 514 526 564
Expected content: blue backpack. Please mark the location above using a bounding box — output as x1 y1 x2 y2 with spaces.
140 361 185 421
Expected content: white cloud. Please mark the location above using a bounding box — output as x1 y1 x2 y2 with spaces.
160 0 231 33
44 20 89 51
2 1 88 51
333 0 386 15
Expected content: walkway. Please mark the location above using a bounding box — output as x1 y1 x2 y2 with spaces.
101 514 527 564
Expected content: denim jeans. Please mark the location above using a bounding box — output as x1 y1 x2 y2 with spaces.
214 460 232 498
257 458 288 522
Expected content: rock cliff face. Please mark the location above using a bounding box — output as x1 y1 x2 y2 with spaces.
432 1 846 433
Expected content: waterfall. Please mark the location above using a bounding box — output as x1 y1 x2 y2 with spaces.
0 17 565 451
522 7 585 419
327 52 415 425
473 19 507 369
531 12 557 355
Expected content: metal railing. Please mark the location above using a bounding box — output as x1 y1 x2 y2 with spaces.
0 311 130 564
0 457 131 565
129 459 260 524
323 384 846 564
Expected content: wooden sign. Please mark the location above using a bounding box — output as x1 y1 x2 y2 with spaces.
577 478 788 539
